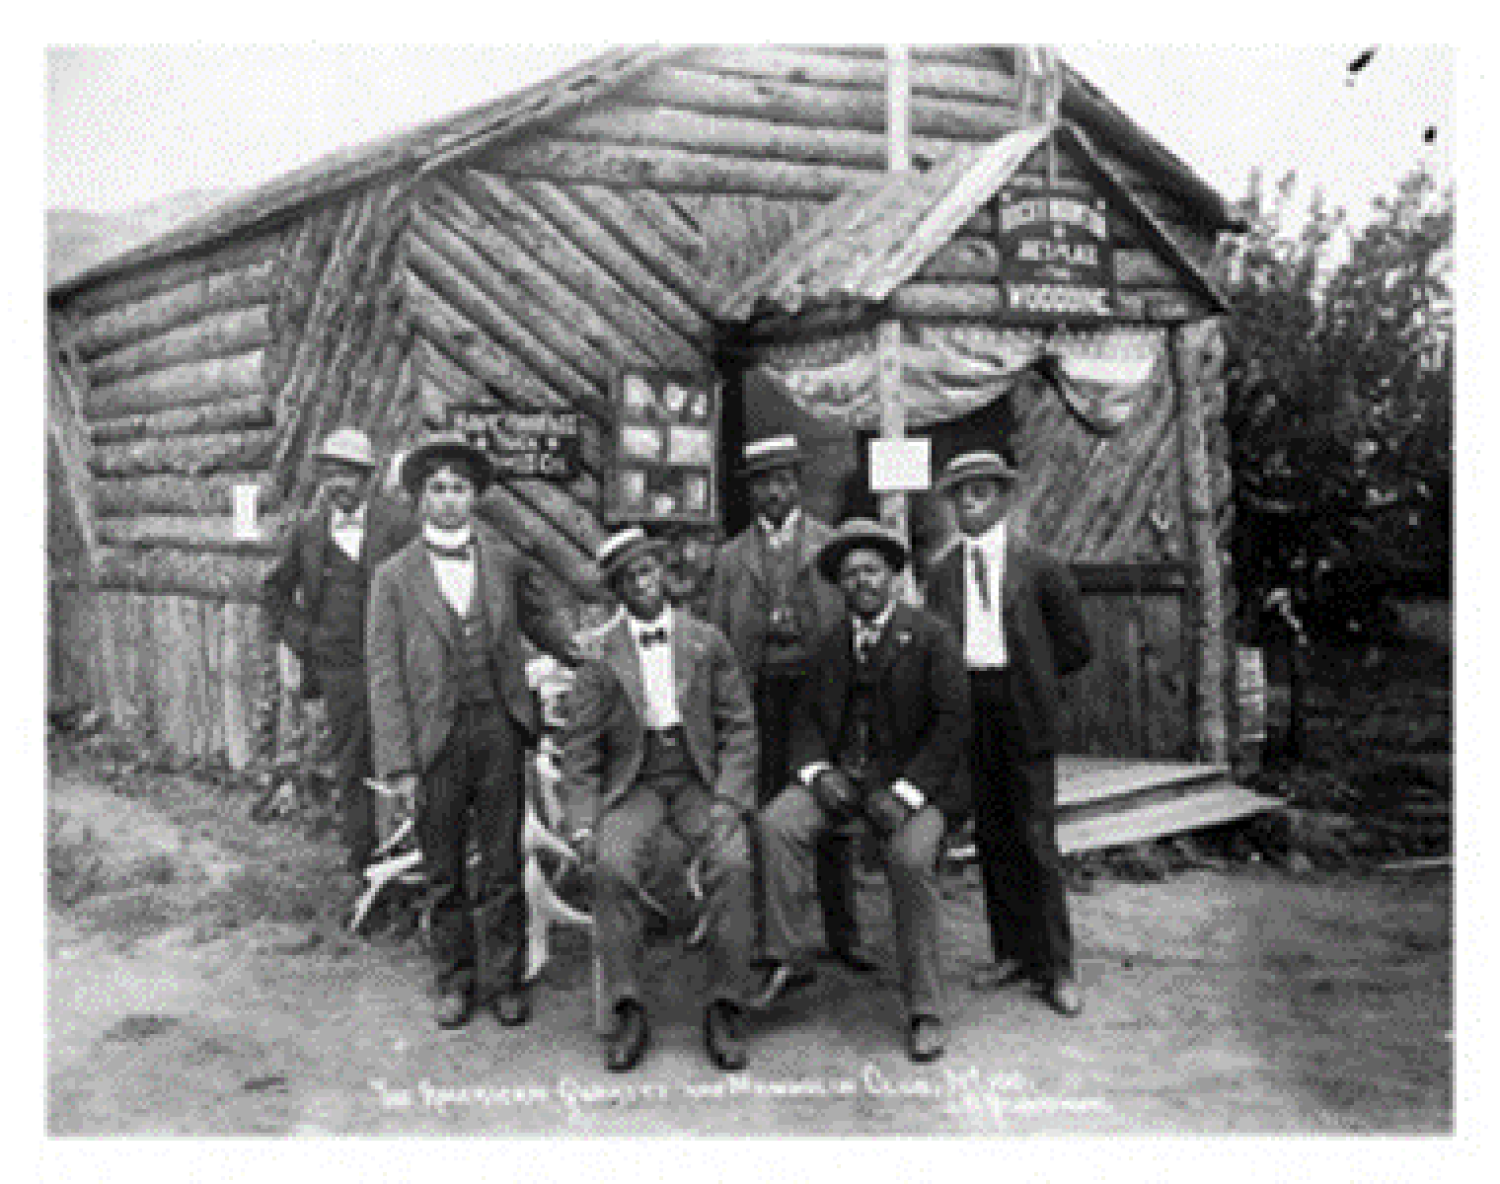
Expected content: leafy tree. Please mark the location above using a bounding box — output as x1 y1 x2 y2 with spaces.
1215 166 1453 648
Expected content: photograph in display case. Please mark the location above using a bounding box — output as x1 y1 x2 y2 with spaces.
607 369 719 525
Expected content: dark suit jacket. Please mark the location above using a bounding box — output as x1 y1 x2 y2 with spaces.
706 513 845 676
787 601 972 823
365 523 576 778
924 534 1092 759
262 492 417 667
557 611 758 836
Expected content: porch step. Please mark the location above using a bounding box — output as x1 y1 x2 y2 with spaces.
1058 778 1280 855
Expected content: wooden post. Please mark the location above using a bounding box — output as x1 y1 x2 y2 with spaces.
880 46 914 598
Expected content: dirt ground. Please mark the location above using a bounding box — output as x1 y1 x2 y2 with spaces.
45 749 1453 1139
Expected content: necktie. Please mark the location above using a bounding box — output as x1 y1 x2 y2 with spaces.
638 628 669 648
426 539 472 561
971 544 991 613
854 625 878 664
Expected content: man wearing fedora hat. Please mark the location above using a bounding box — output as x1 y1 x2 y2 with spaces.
366 432 581 1031
559 526 759 1072
706 434 870 972
753 520 971 1063
926 451 1092 1017
263 426 417 874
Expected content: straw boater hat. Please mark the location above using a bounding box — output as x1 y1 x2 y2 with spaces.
313 427 376 470
596 526 669 585
740 434 803 477
400 431 495 496
934 450 1021 496
815 517 910 583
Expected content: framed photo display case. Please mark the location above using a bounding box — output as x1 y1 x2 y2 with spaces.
607 370 720 525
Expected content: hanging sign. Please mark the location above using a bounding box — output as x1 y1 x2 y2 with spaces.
607 370 719 525
447 404 581 481
995 188 1118 322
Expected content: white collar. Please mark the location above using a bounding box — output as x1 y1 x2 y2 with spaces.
962 517 1008 552
423 521 474 550
758 507 801 543
627 605 674 638
853 597 898 638
331 500 368 527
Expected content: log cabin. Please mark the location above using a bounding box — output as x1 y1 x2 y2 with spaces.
47 47 1261 840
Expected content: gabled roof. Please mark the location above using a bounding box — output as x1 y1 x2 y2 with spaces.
717 120 1228 325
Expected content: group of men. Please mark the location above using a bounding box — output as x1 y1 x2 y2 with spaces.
264 425 1091 1076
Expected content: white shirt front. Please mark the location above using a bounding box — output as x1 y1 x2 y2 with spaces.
962 519 1008 670
758 506 801 551
851 597 898 661
424 523 476 616
330 502 367 562
628 607 681 729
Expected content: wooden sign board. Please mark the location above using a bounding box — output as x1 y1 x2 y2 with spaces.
995 188 1118 323
607 370 719 525
447 404 582 481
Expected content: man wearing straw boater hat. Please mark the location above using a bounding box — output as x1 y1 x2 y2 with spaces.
559 526 759 1073
366 431 581 1032
926 450 1092 1017
706 434 871 972
752 519 971 1063
263 427 417 874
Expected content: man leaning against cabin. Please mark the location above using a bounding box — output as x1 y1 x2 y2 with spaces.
559 527 760 1074
706 434 872 971
262 427 417 874
365 432 582 1032
925 451 1093 1017
754 520 971 1064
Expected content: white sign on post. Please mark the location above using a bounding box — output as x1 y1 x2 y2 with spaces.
869 437 931 492
232 484 260 540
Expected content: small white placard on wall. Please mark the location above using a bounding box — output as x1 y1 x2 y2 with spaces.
232 484 260 540
869 438 931 492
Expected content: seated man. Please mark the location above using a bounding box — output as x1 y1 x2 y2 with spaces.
559 527 759 1073
753 519 971 1063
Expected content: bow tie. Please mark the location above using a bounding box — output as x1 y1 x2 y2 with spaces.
637 628 669 648
426 539 473 561
853 625 882 662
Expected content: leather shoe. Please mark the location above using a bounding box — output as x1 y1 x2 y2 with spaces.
907 1016 946 1063
606 1001 650 1073
703 1001 748 1072
968 957 1030 992
493 986 531 1027
1044 975 1084 1017
434 991 471 1029
750 962 817 1011
823 944 880 974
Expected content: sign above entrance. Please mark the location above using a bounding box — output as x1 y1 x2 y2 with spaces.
607 370 720 526
447 403 582 481
994 187 1118 322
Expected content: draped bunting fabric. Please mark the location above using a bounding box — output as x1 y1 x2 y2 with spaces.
747 325 1165 435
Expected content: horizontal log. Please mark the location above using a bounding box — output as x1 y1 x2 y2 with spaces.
95 545 275 600
457 171 704 372
481 136 869 200
406 218 613 423
94 471 282 519
682 46 1021 106
57 230 284 319
89 395 273 446
68 259 279 364
96 514 287 554
83 350 267 420
507 177 710 346
90 428 278 479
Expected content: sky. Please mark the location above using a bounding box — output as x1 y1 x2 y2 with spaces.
44 41 1455 238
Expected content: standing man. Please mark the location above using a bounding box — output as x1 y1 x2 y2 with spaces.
263 427 416 874
366 432 580 1031
754 520 971 1063
706 435 871 971
926 451 1092 1017
560 528 759 1073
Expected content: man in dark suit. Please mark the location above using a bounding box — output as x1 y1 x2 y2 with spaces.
560 527 759 1073
366 432 580 1031
754 520 971 1063
925 451 1092 1017
706 435 870 971
263 427 417 874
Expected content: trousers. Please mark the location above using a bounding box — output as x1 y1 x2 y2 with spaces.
317 663 376 872
415 700 526 999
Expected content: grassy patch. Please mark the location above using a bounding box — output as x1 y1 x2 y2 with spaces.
47 809 109 908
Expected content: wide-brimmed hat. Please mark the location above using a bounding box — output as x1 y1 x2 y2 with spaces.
401 431 495 496
934 450 1021 496
816 517 910 583
313 426 376 470
596 526 669 584
740 434 803 477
